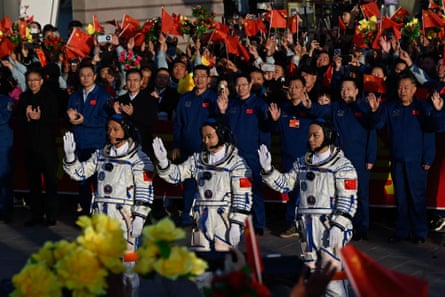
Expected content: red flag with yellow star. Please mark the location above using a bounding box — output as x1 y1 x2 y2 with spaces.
391 6 409 24
66 28 94 58
341 244 428 297
360 2 381 19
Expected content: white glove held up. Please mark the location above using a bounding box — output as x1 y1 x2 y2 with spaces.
258 144 272 172
131 216 144 237
63 131 76 162
329 226 343 247
229 223 242 247
152 137 169 169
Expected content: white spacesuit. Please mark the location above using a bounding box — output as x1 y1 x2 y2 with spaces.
258 120 357 297
153 120 253 251
63 114 154 297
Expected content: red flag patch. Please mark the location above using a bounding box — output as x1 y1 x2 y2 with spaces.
143 171 153 181
239 177 252 188
90 99 97 105
344 179 357 190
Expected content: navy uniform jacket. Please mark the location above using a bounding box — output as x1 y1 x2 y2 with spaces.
372 99 435 164
272 101 314 167
173 88 217 157
223 94 271 159
328 100 377 166
67 85 111 150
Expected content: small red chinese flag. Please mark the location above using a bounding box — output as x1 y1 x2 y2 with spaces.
244 216 264 283
237 42 251 61
225 36 239 56
35 48 47 67
243 19 258 37
363 74 387 94
93 15 104 33
288 15 299 34
214 22 229 34
381 17 402 40
352 26 368 48
66 28 94 58
239 177 252 188
322 64 334 89
341 244 428 297
360 2 381 19
344 179 357 190
391 6 409 24
0 38 14 58
270 10 287 29
256 19 267 35
161 8 182 36
210 29 228 43
422 9 445 29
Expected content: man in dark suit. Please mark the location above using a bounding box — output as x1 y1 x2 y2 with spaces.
113 69 158 160
149 67 179 120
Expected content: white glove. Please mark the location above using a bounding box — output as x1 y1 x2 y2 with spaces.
131 216 144 237
257 144 272 172
63 131 76 162
329 226 343 247
152 137 169 168
229 223 242 246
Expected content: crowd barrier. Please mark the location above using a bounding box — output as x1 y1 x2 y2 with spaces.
12 119 445 209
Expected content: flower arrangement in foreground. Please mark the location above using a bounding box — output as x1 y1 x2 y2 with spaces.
134 217 208 280
10 214 127 297
119 49 142 70
402 17 421 42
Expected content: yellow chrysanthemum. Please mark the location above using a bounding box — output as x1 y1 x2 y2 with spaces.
143 217 185 242
30 241 57 266
358 19 369 31
53 240 77 262
11 263 61 297
77 214 127 273
134 241 160 274
56 246 108 295
153 246 193 280
189 252 208 276
412 18 419 25
86 23 95 35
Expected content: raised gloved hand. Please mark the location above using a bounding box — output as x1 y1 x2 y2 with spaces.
152 137 169 169
63 131 76 162
329 226 343 247
131 216 144 237
229 223 242 247
257 144 272 172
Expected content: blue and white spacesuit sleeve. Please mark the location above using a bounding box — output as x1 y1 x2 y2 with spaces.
330 161 358 231
229 158 253 226
63 150 100 181
132 154 154 219
157 154 196 184
261 160 301 194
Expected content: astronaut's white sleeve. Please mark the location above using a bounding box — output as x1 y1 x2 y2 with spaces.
261 161 300 194
229 159 253 226
63 150 99 181
157 154 196 184
132 154 155 219
330 160 358 231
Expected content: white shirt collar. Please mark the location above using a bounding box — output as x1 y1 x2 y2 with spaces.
208 145 226 164
110 141 129 157
312 148 331 164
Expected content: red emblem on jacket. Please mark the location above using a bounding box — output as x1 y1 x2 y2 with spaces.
90 99 97 105
246 108 254 114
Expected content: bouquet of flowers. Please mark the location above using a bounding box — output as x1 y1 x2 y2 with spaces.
119 49 142 70
357 16 378 47
10 214 127 297
180 16 195 36
134 217 208 280
402 18 421 42
43 35 65 53
191 5 215 37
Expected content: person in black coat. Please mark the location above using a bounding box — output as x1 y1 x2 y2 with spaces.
148 67 179 120
113 68 158 160
16 66 59 226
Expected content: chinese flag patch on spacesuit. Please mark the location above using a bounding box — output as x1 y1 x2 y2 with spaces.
143 171 153 181
239 177 252 188
344 179 357 190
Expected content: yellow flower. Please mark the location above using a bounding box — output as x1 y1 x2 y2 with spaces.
143 217 185 242
412 18 419 25
189 252 208 276
178 72 195 94
11 263 61 297
56 246 108 295
53 240 77 262
87 23 95 35
77 214 127 273
358 19 369 31
369 16 377 24
30 241 57 267
134 241 160 274
153 246 193 279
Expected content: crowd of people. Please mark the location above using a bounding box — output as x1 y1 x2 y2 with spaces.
1 2 445 296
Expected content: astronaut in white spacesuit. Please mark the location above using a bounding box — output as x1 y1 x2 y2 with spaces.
152 119 253 251
63 114 154 296
258 119 357 297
